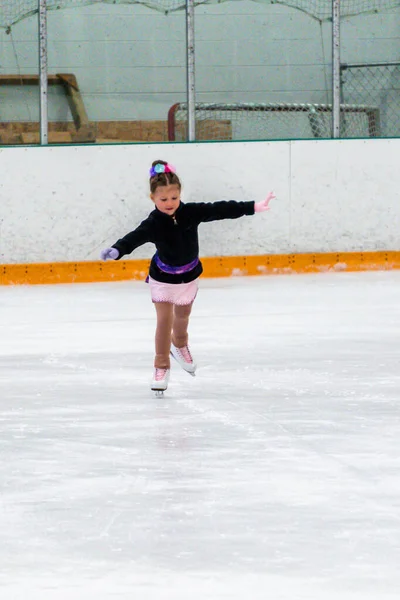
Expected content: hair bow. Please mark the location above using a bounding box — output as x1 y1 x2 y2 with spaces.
149 163 176 177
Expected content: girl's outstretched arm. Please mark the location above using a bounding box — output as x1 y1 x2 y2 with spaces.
190 199 255 223
100 218 153 261
189 193 276 224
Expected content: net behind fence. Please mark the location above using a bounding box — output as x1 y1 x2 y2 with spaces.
341 63 400 138
1 0 400 28
168 103 380 142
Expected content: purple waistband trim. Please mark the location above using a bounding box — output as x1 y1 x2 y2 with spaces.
154 253 199 275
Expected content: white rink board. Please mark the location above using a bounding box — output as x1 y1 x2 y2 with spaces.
0 138 399 264
289 138 400 253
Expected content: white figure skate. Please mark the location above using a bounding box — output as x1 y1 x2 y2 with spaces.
170 344 196 376
151 368 170 396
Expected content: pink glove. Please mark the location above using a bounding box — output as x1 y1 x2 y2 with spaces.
100 247 119 261
254 192 276 213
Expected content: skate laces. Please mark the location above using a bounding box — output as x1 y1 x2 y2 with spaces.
178 345 193 364
154 368 168 381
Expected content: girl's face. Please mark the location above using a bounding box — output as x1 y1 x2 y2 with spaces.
151 184 181 216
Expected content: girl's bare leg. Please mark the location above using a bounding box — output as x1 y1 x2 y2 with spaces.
172 303 193 348
154 302 174 368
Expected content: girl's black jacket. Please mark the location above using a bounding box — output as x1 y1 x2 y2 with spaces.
112 200 255 284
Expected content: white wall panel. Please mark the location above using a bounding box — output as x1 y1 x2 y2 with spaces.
289 138 400 252
1 139 399 265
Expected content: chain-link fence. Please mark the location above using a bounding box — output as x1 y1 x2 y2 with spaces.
340 63 400 138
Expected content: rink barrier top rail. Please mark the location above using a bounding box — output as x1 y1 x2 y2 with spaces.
1 251 400 285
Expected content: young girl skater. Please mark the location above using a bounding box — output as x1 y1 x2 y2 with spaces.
101 160 275 392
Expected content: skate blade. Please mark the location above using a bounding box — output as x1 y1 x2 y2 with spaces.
153 390 164 397
151 383 167 391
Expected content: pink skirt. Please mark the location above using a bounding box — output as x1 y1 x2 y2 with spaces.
148 276 199 305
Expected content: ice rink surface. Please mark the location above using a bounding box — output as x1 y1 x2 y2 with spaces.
1 271 400 600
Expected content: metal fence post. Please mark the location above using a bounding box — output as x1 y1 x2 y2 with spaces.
332 0 341 138
39 0 48 145
186 0 196 141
